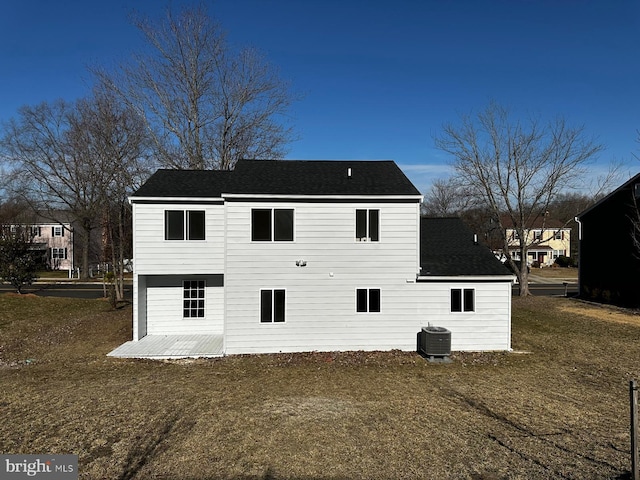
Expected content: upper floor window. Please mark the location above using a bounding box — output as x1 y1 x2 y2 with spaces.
451 288 475 312
356 288 381 313
251 209 294 242
356 209 379 242
31 226 41 237
52 226 64 237
165 210 205 240
554 231 564 240
533 230 542 241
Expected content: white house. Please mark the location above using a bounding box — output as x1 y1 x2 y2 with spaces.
110 160 514 358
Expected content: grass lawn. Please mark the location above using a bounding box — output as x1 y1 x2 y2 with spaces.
529 267 578 280
36 270 72 279
1 294 638 479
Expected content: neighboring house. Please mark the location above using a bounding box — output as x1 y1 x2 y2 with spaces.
502 217 571 267
111 160 514 358
576 172 640 308
31 220 74 271
2 217 74 271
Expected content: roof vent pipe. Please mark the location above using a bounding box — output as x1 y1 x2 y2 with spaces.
347 167 352 177
473 233 478 245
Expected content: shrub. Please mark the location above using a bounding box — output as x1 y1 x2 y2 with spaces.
554 255 575 268
0 229 38 293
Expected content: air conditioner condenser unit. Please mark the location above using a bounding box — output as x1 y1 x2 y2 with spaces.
419 326 451 358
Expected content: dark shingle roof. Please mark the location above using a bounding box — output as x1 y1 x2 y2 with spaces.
132 159 421 198
132 169 233 198
231 160 420 195
420 217 513 277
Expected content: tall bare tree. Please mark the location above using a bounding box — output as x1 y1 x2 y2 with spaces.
1 92 151 282
435 102 604 295
70 88 153 297
1 100 105 278
421 177 479 216
94 4 296 171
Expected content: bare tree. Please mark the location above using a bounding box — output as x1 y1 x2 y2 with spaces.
435 102 604 295
1 92 151 282
1 100 104 278
421 177 479 216
70 88 153 298
94 4 297 171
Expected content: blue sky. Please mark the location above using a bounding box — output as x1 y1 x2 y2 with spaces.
1 0 639 193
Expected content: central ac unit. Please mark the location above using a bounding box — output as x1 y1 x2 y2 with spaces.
419 326 451 357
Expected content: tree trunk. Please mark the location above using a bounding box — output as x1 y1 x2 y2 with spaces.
517 244 531 296
107 208 123 303
117 205 126 301
81 225 92 280
518 265 530 296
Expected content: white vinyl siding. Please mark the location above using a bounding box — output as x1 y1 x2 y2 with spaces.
133 203 225 275
224 201 426 354
145 276 223 335
226 278 511 354
131 196 511 354
416 282 511 351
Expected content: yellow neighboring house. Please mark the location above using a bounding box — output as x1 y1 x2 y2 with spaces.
503 217 571 267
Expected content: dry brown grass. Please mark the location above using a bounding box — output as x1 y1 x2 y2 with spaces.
1 293 639 479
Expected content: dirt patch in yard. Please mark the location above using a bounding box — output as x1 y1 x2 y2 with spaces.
1 293 639 479
558 301 640 326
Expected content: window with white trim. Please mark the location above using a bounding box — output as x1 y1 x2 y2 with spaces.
183 280 205 318
165 210 205 240
52 226 64 237
51 248 67 260
251 209 294 242
260 289 286 322
356 288 381 313
356 209 379 241
451 288 474 312
554 230 563 240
